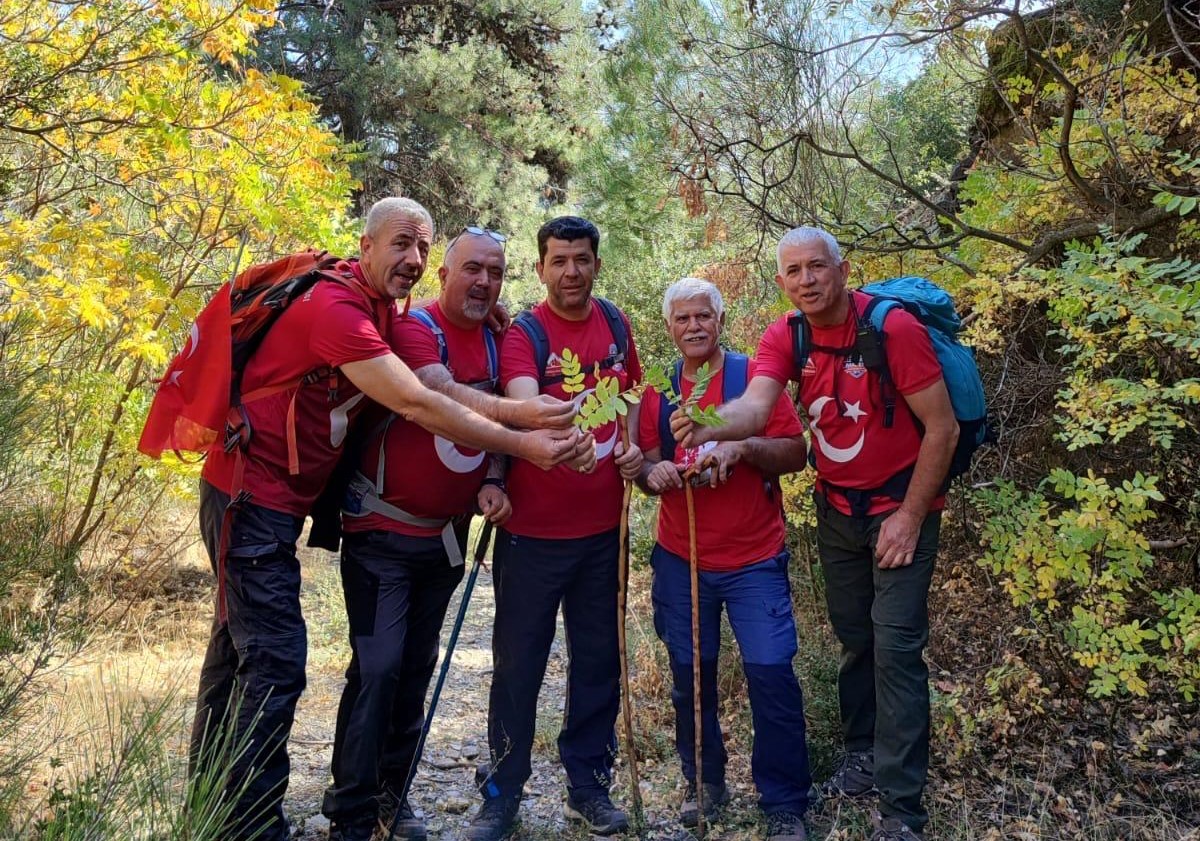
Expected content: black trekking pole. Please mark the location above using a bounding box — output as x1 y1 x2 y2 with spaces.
387 519 495 840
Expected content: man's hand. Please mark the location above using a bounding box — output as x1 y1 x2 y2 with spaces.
486 301 512 333
518 427 581 470
875 507 922 569
567 431 598 473
477 485 512 525
697 441 742 487
513 394 577 430
614 440 643 481
645 460 684 494
669 408 712 451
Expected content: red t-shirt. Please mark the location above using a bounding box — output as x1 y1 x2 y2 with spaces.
754 290 944 516
639 360 802 571
500 300 642 539
202 261 394 516
345 302 495 537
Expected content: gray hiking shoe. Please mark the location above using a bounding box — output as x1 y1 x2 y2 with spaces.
464 795 520 841
820 748 876 799
377 794 426 841
563 790 629 835
870 815 925 840
765 810 809 841
680 780 730 827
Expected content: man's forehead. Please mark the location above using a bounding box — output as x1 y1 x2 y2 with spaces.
448 237 505 270
781 240 836 265
670 295 716 316
543 237 594 257
382 217 433 242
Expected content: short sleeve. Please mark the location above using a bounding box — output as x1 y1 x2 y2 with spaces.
637 386 663 454
393 313 444 370
499 324 539 389
309 285 392 368
882 309 942 395
753 317 796 385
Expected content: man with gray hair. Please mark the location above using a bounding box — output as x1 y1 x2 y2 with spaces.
191 198 581 841
637 277 813 840
670 228 959 841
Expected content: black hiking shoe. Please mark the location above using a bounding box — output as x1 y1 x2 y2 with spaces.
680 780 730 827
820 748 876 799
464 795 520 841
377 793 427 841
563 790 629 835
870 815 926 840
328 816 375 841
765 810 809 841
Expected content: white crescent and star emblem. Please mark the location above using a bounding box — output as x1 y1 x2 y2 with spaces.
434 435 486 473
807 396 866 463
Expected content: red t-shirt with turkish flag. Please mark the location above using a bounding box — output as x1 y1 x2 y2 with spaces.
500 300 642 539
639 360 802 571
344 302 495 537
202 260 394 516
754 290 944 516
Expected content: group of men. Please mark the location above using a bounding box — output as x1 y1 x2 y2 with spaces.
187 196 958 841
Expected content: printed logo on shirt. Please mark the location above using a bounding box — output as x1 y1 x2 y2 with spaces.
843 359 868 379
801 357 817 377
545 351 564 379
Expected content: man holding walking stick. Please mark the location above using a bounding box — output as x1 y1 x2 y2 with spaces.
637 277 813 841
466 216 643 841
322 226 527 841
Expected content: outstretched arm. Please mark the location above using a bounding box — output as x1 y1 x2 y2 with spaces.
342 354 578 470
414 363 575 429
697 432 807 487
669 375 786 450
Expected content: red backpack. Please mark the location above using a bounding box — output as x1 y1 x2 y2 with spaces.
138 250 356 463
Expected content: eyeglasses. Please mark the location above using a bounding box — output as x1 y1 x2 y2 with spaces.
462 226 507 246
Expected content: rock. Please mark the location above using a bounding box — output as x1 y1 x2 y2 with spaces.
428 755 462 770
461 743 480 760
442 794 472 814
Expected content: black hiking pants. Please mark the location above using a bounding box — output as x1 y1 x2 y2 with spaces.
191 480 306 841
814 491 941 834
322 526 466 824
482 528 621 802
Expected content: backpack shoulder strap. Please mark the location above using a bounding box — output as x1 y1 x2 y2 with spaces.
482 328 499 388
859 294 899 428
722 351 750 401
513 309 550 385
408 307 448 366
594 297 629 360
657 359 685 464
787 311 811 378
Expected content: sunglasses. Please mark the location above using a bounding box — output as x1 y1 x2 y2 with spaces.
461 225 507 246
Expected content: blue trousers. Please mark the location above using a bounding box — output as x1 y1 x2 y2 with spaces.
650 545 812 816
322 527 466 823
191 480 306 841
484 528 620 800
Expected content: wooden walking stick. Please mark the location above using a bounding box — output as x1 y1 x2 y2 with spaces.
683 466 705 839
616 415 644 825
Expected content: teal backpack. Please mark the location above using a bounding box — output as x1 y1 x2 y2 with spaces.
789 276 993 483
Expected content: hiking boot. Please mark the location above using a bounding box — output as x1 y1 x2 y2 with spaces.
328 817 375 841
464 795 520 841
563 790 629 835
765 810 808 841
377 794 427 841
870 816 925 840
873 815 926 839
679 780 730 827
820 748 876 799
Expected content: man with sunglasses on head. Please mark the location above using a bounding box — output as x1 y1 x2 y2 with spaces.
466 216 643 841
322 226 537 841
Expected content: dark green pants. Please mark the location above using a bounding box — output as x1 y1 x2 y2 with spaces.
814 491 941 832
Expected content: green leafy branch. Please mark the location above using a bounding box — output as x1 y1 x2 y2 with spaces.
644 361 724 428
560 348 641 433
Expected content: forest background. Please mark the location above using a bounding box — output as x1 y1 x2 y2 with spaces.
0 0 1198 838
